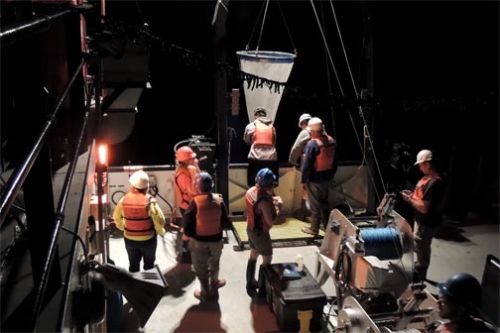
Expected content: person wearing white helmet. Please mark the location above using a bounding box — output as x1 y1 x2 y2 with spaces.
401 149 445 282
243 107 279 187
300 117 339 236
288 113 313 221
112 170 166 273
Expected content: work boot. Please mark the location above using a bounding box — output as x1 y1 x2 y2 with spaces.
301 227 319 235
194 278 211 301
257 265 267 296
413 265 428 282
246 259 258 290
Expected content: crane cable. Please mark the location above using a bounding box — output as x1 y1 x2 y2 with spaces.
310 0 386 201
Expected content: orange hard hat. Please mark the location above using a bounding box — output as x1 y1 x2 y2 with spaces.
176 146 196 162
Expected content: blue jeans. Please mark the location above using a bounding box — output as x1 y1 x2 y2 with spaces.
124 236 157 273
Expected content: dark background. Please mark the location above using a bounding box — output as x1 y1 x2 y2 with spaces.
1 0 498 219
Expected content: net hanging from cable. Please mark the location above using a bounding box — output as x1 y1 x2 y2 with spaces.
237 0 297 123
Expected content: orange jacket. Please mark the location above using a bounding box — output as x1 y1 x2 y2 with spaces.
304 135 335 172
175 167 193 210
122 193 155 238
253 121 274 146
193 194 223 236
245 186 276 233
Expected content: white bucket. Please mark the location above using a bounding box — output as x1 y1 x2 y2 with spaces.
237 50 296 123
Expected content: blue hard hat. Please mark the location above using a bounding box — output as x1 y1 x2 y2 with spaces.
437 272 481 307
195 171 213 193
255 168 276 188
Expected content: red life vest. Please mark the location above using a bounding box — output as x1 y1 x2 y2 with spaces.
302 135 336 172
245 186 276 232
122 193 155 238
175 167 193 210
252 121 274 146
193 194 223 236
411 175 442 200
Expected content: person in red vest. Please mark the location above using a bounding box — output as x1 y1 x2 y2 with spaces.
173 145 201 262
243 108 278 187
301 117 338 236
245 168 280 296
182 171 231 301
113 170 166 273
401 149 445 282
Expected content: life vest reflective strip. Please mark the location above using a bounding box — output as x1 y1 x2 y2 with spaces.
245 186 275 232
412 175 441 200
174 167 192 210
252 121 274 146
193 194 222 236
122 193 155 237
312 136 335 171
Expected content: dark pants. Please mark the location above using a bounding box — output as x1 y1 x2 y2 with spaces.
124 236 157 273
247 159 279 187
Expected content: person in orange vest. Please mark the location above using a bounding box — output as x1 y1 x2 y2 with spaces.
300 117 339 236
182 171 232 301
173 145 201 262
113 170 166 273
243 107 278 187
401 149 445 282
429 272 496 332
289 113 312 221
245 168 280 296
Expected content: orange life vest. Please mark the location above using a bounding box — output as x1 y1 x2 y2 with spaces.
245 186 276 232
193 194 223 236
174 167 193 210
252 121 274 146
122 193 155 238
303 135 336 172
411 175 441 200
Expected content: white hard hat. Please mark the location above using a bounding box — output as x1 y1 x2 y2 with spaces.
308 117 323 131
414 149 433 165
129 170 149 189
298 113 312 127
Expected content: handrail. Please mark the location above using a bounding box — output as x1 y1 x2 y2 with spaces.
0 58 86 227
32 97 92 331
0 8 74 49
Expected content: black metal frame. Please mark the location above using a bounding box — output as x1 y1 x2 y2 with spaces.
0 3 101 331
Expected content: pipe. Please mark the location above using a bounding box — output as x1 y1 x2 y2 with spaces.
1 8 73 48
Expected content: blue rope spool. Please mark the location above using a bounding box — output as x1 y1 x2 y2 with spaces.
360 227 403 261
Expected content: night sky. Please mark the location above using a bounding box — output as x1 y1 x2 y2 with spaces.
104 1 498 167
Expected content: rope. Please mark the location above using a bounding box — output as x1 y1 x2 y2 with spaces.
360 227 402 261
328 0 386 198
256 0 270 54
276 0 297 55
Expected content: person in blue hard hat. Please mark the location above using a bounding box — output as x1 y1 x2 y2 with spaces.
429 272 496 332
244 168 280 296
182 171 232 301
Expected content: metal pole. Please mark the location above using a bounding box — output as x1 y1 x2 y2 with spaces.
212 0 230 207
1 8 73 48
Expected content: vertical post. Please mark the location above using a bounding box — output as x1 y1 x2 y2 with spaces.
360 1 377 213
212 0 230 207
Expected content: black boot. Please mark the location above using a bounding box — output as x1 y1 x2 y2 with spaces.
413 265 428 282
257 265 267 296
246 259 258 289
